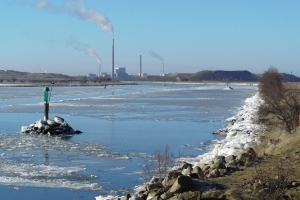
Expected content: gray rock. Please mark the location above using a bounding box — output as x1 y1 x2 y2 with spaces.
202 164 210 172
46 119 55 125
181 162 193 171
146 182 163 191
237 147 257 166
218 168 227 176
129 195 144 200
120 194 131 200
168 175 194 193
54 116 64 124
190 166 206 180
195 163 206 169
225 163 239 172
136 191 147 199
163 170 182 188
211 156 226 169
146 188 164 200
181 162 193 175
207 169 219 178
160 192 174 199
225 155 236 163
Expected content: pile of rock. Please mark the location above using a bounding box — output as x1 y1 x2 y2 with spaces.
120 147 257 200
128 171 206 200
21 116 82 136
199 147 257 178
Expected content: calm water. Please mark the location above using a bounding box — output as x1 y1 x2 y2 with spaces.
0 82 257 199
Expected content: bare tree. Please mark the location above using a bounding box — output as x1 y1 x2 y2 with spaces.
143 144 174 180
258 67 300 132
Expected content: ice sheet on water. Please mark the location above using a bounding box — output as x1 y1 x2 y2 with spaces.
0 133 148 191
0 133 133 158
0 158 102 190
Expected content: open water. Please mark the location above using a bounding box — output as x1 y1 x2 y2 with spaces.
0 82 257 199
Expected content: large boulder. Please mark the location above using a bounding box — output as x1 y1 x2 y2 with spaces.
190 166 206 180
146 182 163 191
225 155 236 163
168 175 194 193
160 192 175 200
181 162 193 176
207 169 219 178
129 195 144 200
146 188 164 200
210 156 226 170
163 170 182 189
237 147 257 166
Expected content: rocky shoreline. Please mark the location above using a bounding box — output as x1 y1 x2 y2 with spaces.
117 146 258 200
188 92 263 165
95 93 265 199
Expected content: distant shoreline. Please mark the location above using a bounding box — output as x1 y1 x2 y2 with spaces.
0 80 260 87
0 81 138 87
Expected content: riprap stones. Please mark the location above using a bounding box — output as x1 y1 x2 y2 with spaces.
21 116 82 137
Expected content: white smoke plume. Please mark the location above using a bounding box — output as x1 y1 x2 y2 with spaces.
36 0 114 35
66 38 101 64
149 50 164 62
86 45 101 64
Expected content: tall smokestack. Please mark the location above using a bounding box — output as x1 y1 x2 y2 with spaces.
111 39 114 79
140 55 142 78
99 64 101 77
162 63 164 76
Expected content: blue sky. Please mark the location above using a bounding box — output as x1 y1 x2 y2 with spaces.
1 0 300 77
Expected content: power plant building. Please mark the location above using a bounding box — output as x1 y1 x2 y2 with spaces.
87 73 97 79
114 67 128 78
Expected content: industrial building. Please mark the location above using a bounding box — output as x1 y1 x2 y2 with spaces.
114 67 128 78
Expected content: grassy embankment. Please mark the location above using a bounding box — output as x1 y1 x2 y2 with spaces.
208 83 300 199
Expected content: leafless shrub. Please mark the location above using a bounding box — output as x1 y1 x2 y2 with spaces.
253 159 293 200
176 149 184 168
143 144 174 180
258 67 300 132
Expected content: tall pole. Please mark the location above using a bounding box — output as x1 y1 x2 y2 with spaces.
44 87 50 121
140 55 142 78
111 39 114 79
44 102 49 121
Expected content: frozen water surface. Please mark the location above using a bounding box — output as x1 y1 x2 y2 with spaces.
0 82 257 199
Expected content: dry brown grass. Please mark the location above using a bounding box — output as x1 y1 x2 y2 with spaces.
208 126 300 199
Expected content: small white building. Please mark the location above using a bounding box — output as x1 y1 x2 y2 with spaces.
99 72 109 78
139 73 148 77
87 73 97 78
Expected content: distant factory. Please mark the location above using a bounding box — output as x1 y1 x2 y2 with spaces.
114 67 128 78
85 39 162 78
87 67 128 79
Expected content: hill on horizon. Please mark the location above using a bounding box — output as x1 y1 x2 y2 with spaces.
1 69 300 83
182 70 260 82
0 70 71 82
